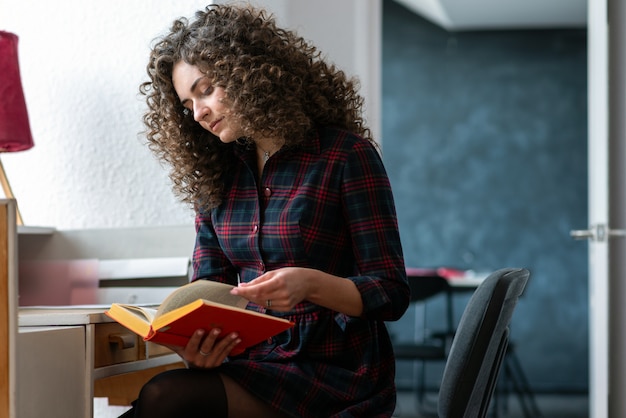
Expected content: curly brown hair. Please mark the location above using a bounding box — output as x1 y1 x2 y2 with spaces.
140 3 373 211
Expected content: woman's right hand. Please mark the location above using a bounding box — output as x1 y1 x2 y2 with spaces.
164 328 241 368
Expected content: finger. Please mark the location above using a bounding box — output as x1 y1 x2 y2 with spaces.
214 332 241 357
188 329 221 368
232 279 276 300
197 328 222 356
237 271 280 291
183 329 206 357
193 332 241 368
243 272 273 285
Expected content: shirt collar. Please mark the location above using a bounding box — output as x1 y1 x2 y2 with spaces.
233 127 322 160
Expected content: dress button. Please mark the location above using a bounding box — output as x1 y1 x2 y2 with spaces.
264 187 272 197
252 224 258 233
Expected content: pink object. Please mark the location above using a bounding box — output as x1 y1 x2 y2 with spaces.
405 266 467 279
405 267 438 277
0 31 34 152
18 259 100 306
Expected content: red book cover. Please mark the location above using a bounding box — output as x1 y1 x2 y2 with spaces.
105 280 294 356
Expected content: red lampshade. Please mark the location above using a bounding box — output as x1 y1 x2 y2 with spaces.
0 31 34 152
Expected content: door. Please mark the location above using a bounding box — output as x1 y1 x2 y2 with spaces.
607 0 626 416
581 0 608 413
574 0 626 417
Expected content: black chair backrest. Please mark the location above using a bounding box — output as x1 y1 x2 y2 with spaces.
437 267 530 418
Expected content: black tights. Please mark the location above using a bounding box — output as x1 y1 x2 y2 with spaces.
119 369 228 418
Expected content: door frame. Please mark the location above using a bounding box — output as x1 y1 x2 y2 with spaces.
587 0 608 416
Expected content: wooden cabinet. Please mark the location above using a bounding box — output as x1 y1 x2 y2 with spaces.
94 322 142 368
17 326 87 418
1 200 19 418
17 309 182 417
0 199 193 417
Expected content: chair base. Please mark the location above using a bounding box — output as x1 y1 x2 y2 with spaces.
493 344 542 418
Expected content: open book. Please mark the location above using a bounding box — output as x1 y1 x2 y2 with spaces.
105 280 294 355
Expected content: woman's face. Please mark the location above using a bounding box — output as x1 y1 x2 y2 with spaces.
172 61 243 144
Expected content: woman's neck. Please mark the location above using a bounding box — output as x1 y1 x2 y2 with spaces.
255 138 284 164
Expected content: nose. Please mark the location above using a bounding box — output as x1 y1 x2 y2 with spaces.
193 100 209 122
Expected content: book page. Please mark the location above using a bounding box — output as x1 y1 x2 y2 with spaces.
156 280 248 318
116 304 158 322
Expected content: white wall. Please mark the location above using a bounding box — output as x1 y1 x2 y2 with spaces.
0 0 380 230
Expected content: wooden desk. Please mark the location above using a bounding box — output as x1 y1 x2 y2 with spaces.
18 307 182 417
0 199 194 417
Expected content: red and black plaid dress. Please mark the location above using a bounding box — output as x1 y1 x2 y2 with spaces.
191 126 410 418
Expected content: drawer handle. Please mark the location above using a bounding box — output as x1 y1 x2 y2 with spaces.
109 333 136 349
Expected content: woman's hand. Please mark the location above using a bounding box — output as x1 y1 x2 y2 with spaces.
231 267 311 311
165 328 241 369
231 267 364 316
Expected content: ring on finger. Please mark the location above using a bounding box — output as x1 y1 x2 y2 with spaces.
266 299 272 308
199 349 211 356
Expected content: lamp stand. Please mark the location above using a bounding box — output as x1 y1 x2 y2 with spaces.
0 158 23 225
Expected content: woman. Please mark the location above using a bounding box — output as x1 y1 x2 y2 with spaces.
129 3 410 417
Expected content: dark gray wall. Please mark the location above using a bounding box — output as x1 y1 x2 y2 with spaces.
382 0 589 392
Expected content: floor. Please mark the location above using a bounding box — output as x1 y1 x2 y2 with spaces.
94 398 131 418
96 392 589 418
393 391 589 418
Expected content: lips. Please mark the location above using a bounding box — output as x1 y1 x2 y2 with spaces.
209 117 223 131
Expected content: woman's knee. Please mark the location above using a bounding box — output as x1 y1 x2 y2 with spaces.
136 369 187 405
134 368 228 418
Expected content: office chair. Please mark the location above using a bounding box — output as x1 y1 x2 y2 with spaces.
437 267 530 418
394 270 454 409
496 342 542 418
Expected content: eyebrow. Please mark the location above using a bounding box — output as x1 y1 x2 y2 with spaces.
180 76 205 107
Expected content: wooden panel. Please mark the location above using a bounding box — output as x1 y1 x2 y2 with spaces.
94 322 141 368
17 326 87 418
146 341 175 358
0 202 9 417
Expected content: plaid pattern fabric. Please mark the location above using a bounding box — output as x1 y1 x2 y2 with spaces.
192 127 409 417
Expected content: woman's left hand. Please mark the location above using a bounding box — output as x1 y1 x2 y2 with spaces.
163 328 242 369
231 267 311 311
